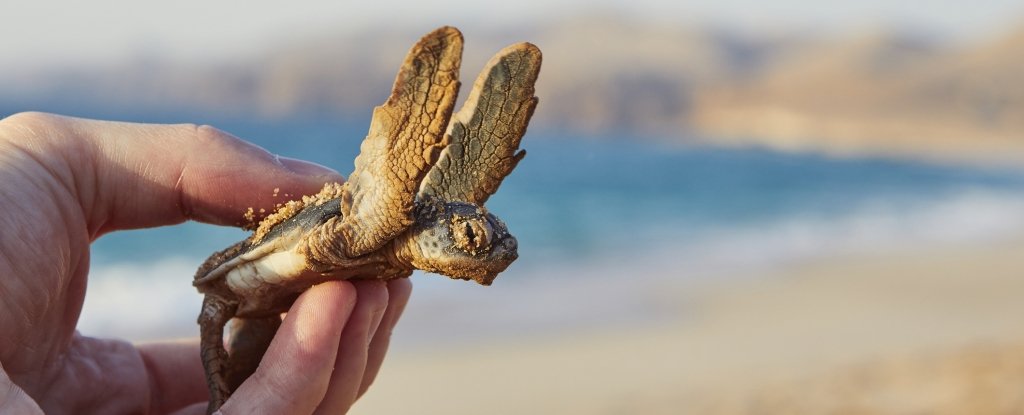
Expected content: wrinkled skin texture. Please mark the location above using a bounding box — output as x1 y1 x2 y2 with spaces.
341 26 463 257
0 112 411 414
418 42 541 205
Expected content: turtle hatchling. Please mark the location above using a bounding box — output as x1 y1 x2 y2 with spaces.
192 26 541 413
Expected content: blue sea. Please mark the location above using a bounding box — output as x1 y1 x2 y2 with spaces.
34 113 1023 344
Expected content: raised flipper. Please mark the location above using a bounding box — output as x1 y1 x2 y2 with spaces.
340 26 463 257
417 43 542 204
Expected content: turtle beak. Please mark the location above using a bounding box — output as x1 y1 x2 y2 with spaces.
499 235 518 262
477 234 518 285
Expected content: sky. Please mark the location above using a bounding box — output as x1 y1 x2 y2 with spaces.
2 0 1023 71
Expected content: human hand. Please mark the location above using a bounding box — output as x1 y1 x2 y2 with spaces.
0 112 411 414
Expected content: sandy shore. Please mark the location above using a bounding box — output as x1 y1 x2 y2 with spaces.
352 237 1024 414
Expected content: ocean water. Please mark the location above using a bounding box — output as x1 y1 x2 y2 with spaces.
66 116 1024 343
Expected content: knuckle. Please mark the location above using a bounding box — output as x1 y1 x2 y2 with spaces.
193 124 233 146
1 111 59 127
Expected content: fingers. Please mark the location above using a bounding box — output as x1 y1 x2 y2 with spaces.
313 280 389 414
358 278 413 398
136 339 208 414
3 112 343 237
0 363 44 414
220 281 356 415
136 279 410 415
168 402 207 415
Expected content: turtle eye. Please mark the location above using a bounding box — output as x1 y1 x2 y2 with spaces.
452 218 493 255
465 222 476 246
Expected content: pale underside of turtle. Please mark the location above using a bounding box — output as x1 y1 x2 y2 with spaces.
191 26 541 413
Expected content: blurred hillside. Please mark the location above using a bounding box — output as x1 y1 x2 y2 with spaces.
693 26 1024 163
6 16 1024 163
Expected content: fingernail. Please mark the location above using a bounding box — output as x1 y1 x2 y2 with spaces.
278 156 341 178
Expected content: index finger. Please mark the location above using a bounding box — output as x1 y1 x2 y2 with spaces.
4 112 343 236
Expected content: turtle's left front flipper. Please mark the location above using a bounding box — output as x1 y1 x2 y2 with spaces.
418 43 542 205
339 27 464 257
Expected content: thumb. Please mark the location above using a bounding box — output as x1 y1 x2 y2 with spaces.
10 113 344 237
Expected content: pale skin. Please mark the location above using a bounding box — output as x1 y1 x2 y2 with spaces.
0 112 410 414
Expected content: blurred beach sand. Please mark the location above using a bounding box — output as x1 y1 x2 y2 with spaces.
353 237 1024 414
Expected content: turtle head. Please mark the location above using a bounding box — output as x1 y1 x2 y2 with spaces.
395 199 518 285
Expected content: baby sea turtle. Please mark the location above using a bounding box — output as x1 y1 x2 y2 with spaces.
192 26 541 413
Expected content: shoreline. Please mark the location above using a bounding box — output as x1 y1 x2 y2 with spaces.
353 235 1024 414
691 131 1024 172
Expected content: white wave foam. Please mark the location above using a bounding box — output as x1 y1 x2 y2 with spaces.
679 189 1024 275
79 257 202 341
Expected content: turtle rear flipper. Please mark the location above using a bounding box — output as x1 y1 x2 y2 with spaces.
225 316 281 392
418 43 542 205
199 295 237 414
340 26 463 257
